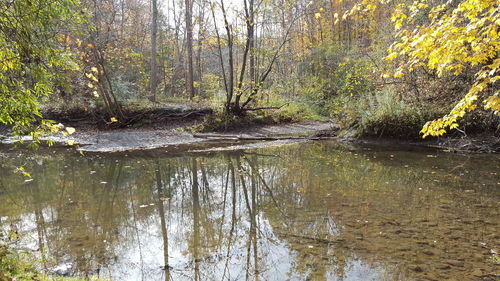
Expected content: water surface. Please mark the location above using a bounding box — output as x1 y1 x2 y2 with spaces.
1 141 499 280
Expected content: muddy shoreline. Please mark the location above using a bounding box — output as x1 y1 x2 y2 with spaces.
1 118 498 153
0 121 338 153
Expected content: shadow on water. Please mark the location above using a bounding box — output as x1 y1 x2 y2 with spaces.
0 141 499 280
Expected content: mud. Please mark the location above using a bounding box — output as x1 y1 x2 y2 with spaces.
0 121 336 153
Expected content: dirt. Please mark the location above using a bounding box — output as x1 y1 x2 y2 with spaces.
1 102 497 153
0 120 337 153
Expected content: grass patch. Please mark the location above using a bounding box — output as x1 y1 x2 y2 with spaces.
354 91 447 139
332 90 448 139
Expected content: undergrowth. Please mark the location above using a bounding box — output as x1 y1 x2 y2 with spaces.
191 101 325 132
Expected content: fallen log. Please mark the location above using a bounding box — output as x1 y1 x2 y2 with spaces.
192 134 336 141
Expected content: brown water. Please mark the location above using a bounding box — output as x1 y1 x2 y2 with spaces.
0 141 499 281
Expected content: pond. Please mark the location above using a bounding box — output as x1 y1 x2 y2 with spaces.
0 141 499 281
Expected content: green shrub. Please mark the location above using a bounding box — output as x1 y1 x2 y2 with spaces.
352 90 447 139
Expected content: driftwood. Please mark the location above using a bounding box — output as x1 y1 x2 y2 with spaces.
192 134 336 141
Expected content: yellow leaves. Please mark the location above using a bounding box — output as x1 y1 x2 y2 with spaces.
484 94 500 114
421 93 479 138
386 52 398 61
61 127 76 137
417 3 428 10
91 66 98 73
14 166 31 179
67 139 75 146
87 83 94 89
85 73 99 82
366 4 377 12
379 0 499 138
65 127 76 135
390 5 408 30
315 13 321 19
87 43 94 49
110 117 118 123
381 72 391 79
393 70 404 78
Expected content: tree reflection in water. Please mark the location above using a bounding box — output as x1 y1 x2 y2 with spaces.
0 142 499 280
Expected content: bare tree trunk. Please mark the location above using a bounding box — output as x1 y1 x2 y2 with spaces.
195 0 206 96
249 0 255 96
185 0 195 100
232 0 254 113
219 0 234 113
150 0 159 102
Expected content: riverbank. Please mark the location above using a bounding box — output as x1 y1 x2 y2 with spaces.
348 133 500 153
1 105 498 153
1 120 336 153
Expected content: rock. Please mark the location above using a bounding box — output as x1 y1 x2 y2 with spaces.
423 250 436 256
411 265 425 272
445 260 464 267
436 264 451 270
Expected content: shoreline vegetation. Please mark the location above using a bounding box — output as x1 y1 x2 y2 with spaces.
0 0 499 279
1 102 498 153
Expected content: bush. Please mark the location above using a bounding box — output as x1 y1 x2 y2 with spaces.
298 45 376 116
352 90 448 139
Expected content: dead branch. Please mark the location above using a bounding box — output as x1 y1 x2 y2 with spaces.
241 103 289 111
192 134 336 141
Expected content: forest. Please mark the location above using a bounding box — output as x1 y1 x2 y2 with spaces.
1 0 500 280
0 0 498 140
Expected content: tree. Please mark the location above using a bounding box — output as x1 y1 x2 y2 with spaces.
352 0 499 137
211 0 298 115
185 0 195 100
150 0 159 102
0 0 85 137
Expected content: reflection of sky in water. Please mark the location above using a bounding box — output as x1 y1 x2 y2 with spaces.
1 142 499 280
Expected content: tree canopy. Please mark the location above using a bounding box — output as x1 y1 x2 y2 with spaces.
0 0 85 138
0 0 498 139
370 0 499 137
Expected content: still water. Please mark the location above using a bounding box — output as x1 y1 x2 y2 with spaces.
0 141 499 281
